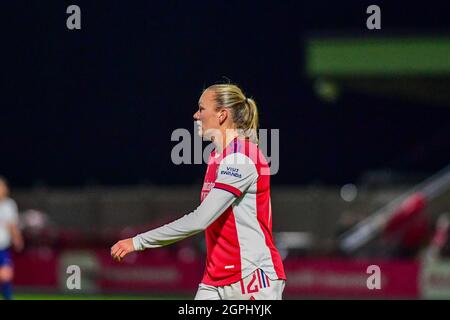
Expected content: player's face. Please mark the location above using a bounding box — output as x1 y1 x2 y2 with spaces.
193 89 221 140
0 181 8 200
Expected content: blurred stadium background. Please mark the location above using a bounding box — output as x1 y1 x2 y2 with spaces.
1 1 449 299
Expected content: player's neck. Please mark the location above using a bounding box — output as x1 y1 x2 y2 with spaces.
214 128 239 154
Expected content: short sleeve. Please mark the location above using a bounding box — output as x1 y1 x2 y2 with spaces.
214 153 258 197
4 199 19 225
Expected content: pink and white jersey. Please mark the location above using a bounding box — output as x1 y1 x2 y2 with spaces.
200 137 286 286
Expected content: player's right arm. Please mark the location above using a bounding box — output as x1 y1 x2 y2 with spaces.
111 188 236 261
5 199 24 252
132 187 237 250
132 152 257 251
9 223 24 252
110 152 258 262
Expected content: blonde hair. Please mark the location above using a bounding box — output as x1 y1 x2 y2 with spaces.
207 84 259 144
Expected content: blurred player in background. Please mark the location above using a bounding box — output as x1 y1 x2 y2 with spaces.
112 83 286 300
0 176 24 300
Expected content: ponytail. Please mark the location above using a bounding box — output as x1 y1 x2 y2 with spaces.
240 97 259 144
207 84 260 144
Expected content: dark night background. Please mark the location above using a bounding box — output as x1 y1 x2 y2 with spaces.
1 1 449 188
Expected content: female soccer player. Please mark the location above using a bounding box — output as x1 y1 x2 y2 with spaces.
0 177 24 300
111 84 286 300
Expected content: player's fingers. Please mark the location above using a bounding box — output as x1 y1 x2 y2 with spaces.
111 242 125 256
111 243 119 256
112 247 123 260
119 249 128 259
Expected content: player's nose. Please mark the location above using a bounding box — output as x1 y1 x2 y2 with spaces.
193 111 200 120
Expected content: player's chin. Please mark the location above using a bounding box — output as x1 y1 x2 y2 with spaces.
203 134 214 142
200 131 213 141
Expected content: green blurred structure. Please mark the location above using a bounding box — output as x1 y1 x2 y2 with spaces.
306 36 450 106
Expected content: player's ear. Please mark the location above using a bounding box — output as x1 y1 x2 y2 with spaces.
218 109 228 125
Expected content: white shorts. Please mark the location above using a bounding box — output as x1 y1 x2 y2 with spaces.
195 269 285 300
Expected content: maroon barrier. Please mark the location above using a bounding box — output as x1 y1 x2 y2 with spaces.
284 258 420 298
13 248 59 288
96 248 204 294
12 250 420 298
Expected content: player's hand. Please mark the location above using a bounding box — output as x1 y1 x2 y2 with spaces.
13 237 24 252
111 238 135 262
